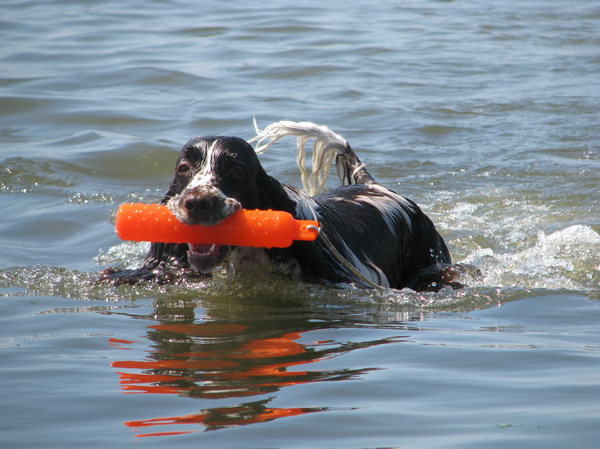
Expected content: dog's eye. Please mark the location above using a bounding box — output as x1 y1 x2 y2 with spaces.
230 167 245 178
177 162 192 175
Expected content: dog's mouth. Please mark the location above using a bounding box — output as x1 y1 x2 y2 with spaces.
186 243 230 273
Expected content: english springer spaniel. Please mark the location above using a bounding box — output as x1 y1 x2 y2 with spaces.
101 121 465 291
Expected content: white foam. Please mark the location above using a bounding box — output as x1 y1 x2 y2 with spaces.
95 241 150 269
458 225 600 291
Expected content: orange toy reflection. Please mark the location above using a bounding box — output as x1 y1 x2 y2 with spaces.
124 399 325 435
110 320 383 436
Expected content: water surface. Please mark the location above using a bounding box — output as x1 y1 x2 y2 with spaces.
1 1 599 448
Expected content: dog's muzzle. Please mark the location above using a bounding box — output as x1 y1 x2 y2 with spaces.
167 188 241 272
168 187 242 226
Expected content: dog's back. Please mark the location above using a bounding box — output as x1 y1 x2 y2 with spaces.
276 134 452 289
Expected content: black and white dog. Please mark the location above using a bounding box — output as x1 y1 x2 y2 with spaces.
102 121 465 291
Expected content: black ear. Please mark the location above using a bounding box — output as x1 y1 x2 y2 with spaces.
160 176 180 205
257 171 296 214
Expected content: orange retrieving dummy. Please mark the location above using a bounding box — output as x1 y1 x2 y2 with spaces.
115 203 319 248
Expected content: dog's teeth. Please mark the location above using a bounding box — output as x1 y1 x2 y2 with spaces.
187 243 218 257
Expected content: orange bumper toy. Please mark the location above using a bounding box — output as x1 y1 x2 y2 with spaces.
115 203 319 248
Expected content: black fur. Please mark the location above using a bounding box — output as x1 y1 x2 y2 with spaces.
101 133 465 290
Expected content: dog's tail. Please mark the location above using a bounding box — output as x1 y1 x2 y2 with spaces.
251 119 374 196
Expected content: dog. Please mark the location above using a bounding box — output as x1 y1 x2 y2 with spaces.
101 121 465 291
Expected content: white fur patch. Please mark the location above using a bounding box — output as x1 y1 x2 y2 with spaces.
336 239 391 287
187 140 220 190
187 171 216 190
283 185 393 287
251 120 349 196
359 185 414 234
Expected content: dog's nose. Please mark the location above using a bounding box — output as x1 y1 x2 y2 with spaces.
183 193 215 221
184 195 213 213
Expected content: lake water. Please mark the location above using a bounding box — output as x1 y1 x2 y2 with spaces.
1 0 599 448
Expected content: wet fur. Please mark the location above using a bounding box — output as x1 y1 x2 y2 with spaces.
101 125 465 291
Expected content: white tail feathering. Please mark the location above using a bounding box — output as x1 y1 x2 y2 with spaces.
251 119 348 196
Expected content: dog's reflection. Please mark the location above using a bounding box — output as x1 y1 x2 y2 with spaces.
110 305 401 436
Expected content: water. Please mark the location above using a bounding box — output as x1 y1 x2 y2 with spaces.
1 0 599 447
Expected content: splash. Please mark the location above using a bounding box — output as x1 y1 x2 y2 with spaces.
95 241 150 270
459 225 600 291
3 221 597 310
88 221 600 308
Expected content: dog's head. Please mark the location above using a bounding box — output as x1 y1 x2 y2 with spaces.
164 136 295 272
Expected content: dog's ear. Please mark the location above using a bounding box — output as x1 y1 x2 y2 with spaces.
257 172 296 214
160 177 180 205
